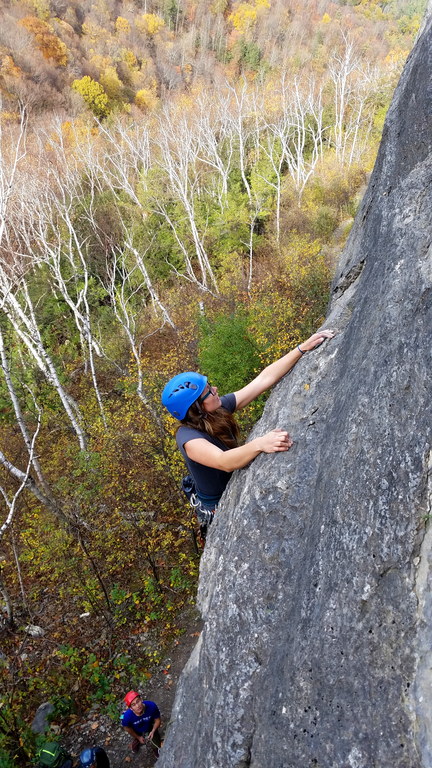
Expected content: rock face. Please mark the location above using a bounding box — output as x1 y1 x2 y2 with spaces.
31 702 54 734
159 15 432 768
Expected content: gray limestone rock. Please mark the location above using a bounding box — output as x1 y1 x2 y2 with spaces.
159 12 432 768
31 702 54 734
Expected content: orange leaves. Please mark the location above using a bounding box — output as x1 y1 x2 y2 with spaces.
0 55 23 79
19 16 68 66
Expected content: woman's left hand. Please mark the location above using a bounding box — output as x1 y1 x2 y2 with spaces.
300 329 335 352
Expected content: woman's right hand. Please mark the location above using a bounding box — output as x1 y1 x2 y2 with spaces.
300 329 335 352
258 429 293 454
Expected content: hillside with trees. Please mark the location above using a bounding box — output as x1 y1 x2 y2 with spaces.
0 0 427 764
0 0 425 113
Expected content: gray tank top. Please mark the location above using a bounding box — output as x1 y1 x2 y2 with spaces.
176 393 236 504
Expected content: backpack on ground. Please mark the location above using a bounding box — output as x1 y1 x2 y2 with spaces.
38 742 71 768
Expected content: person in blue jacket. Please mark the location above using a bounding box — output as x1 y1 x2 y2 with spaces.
120 691 162 755
162 329 334 539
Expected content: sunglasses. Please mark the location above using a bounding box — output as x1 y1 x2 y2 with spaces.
199 384 214 403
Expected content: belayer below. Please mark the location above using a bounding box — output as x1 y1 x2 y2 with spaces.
162 329 335 543
120 691 162 756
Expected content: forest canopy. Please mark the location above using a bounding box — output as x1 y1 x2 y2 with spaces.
0 0 427 113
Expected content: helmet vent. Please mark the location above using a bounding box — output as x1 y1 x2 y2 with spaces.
170 381 199 396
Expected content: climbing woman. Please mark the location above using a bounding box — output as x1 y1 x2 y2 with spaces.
161 329 334 542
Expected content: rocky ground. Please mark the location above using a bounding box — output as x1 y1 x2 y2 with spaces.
63 608 202 767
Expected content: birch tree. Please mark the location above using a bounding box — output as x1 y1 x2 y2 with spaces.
0 101 27 249
278 75 325 201
225 80 255 204
195 90 236 209
103 233 174 421
152 106 219 292
0 273 88 450
0 326 52 497
0 108 88 451
328 35 380 166
0 401 48 628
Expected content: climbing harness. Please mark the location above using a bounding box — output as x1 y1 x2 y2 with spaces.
181 474 216 545
189 492 215 527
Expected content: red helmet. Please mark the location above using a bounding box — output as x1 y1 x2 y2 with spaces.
124 690 139 707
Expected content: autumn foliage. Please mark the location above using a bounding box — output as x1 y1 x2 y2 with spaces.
0 0 427 765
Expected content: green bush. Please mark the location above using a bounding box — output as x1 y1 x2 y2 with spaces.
198 309 260 396
238 40 262 70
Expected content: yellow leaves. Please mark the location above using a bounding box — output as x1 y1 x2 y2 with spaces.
60 118 94 148
81 21 111 45
228 0 270 33
384 48 409 71
115 16 130 35
88 53 112 73
135 88 158 112
321 12 331 24
72 76 109 119
281 234 322 272
27 0 50 20
248 227 330 369
120 48 139 71
100 66 123 100
135 13 165 36
354 0 385 21
228 4 257 33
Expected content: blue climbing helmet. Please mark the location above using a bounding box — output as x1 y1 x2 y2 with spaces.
161 372 207 420
79 747 96 767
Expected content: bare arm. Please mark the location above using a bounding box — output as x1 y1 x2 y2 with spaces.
184 430 293 473
149 717 161 740
123 725 146 744
234 329 334 410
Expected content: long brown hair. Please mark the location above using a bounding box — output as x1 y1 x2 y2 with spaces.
181 400 240 449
